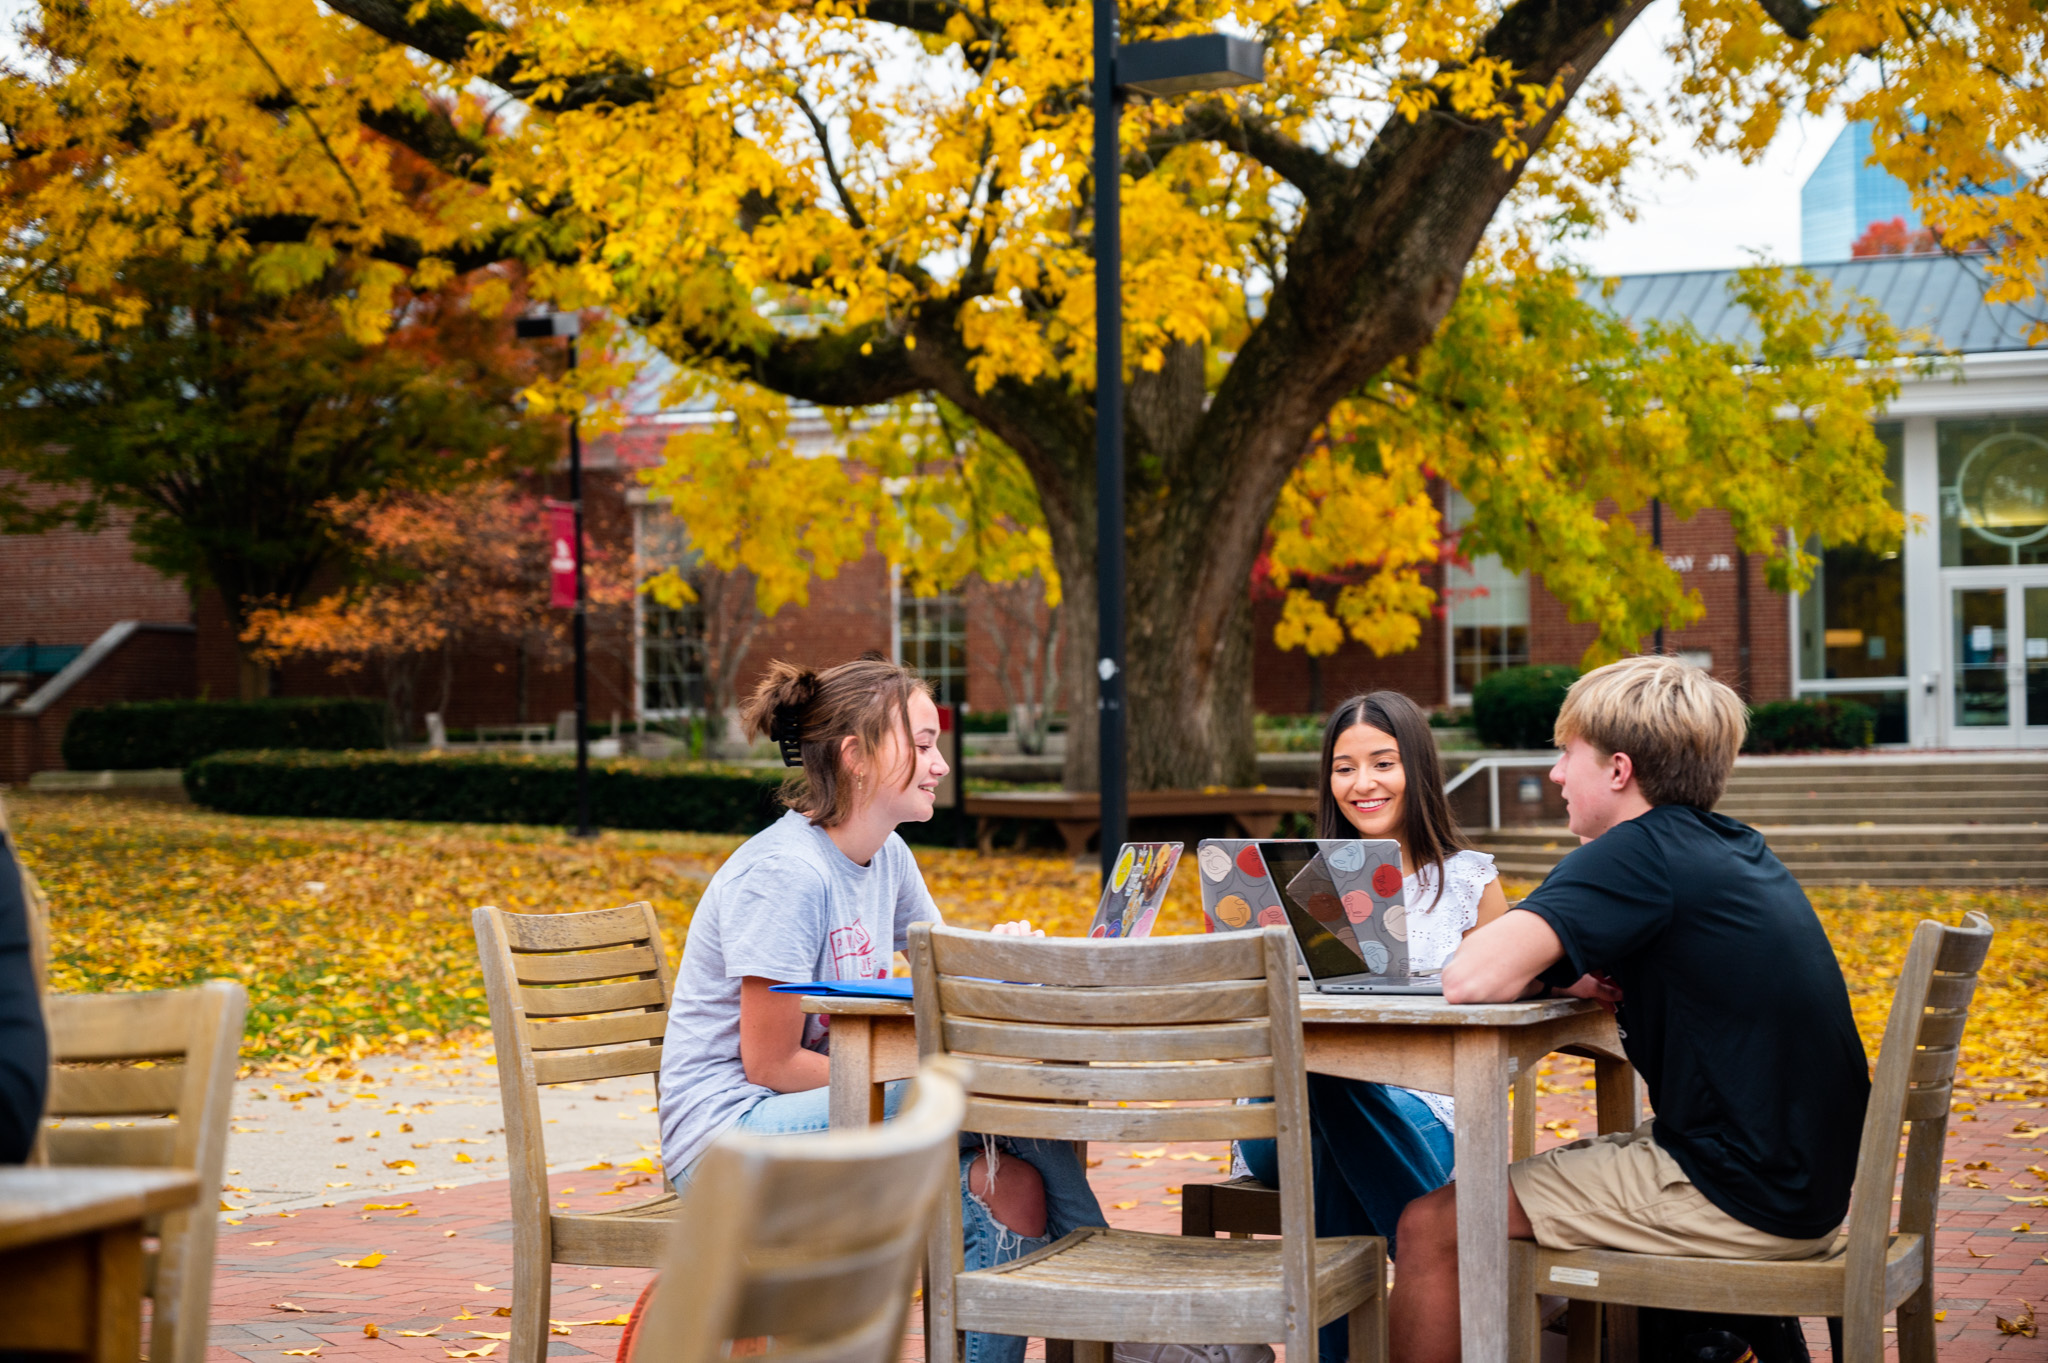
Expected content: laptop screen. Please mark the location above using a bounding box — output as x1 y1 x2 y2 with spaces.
1256 841 1383 980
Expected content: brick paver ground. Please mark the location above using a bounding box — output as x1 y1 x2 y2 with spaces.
206 1063 2048 1363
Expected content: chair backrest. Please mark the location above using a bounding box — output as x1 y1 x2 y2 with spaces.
910 924 1315 1344
1840 912 1994 1347
630 1056 968 1363
472 903 677 1202
42 979 249 1363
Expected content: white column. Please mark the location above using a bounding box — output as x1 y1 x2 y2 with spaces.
1901 415 1943 746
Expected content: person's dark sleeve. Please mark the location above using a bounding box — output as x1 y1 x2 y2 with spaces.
1515 822 1673 989
0 835 48 1163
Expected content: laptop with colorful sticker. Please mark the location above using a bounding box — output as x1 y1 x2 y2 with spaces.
1195 838 1438 994
1085 842 1184 939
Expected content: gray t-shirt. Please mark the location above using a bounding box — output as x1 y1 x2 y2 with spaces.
657 809 939 1177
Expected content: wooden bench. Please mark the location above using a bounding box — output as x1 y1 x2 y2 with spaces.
964 787 1317 856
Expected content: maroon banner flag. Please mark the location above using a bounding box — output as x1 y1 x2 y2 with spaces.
546 501 578 608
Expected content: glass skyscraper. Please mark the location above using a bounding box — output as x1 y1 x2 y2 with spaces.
1800 123 1925 263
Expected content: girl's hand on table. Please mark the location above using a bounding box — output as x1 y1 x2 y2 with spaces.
989 919 1044 937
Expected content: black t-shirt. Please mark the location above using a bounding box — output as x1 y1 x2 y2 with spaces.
1519 804 1869 1239
0 832 48 1164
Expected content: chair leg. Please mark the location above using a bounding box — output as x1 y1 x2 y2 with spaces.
1047 1342 1075 1363
1605 1305 1640 1363
1894 1288 1937 1363
1073 1341 1110 1363
1509 1243 1541 1363
509 1263 551 1363
1564 1301 1601 1363
1826 1317 1844 1363
1351 1300 1389 1363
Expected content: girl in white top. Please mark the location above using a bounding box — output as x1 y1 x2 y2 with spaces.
1235 690 1505 1363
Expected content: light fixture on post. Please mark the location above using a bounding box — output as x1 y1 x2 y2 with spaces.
515 311 594 840
1092 18 1263 883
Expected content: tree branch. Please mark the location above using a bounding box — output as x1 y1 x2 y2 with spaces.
1166 103 1344 202
1753 0 1822 41
787 87 868 232
322 0 657 111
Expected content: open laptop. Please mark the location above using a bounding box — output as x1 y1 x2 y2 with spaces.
1086 842 1183 939
1196 838 1440 994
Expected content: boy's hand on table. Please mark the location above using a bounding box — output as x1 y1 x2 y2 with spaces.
989 919 1044 937
1558 972 1624 1012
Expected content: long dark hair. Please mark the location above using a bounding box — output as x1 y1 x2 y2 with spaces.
1316 691 1467 906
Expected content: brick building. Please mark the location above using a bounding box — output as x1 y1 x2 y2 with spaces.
5 254 2043 779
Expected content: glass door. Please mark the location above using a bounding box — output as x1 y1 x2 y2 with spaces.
1947 578 2048 745
2028 586 2048 732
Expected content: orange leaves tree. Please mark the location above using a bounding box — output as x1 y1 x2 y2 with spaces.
3 0 2042 781
243 484 632 739
0 250 555 698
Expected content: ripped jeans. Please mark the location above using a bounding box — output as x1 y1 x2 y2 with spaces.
956 1133 1108 1363
693 1087 1107 1363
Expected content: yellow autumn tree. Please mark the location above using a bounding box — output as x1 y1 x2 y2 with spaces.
1 0 2039 785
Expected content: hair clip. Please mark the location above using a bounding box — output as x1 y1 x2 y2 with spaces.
770 705 804 767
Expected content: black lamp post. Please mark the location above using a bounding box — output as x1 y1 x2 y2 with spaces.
516 311 594 839
1092 24 1263 883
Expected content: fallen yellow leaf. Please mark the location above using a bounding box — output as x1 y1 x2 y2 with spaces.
454 1151 475 1164
364 1324 381 1340
1112 1200 1138 1210
250 1241 276 1247
334 1253 386 1269
271 1301 307 1313
361 1202 413 1211
552 1317 632 1327
281 1351 320 1357
399 1326 443 1337
444 1348 498 1359
467 1331 513 1341
219 1200 241 1211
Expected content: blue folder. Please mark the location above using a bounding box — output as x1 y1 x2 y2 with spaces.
767 978 915 1000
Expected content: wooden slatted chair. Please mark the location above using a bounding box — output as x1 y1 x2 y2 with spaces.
911 922 1387 1363
41 979 248 1363
1508 911 1995 1363
628 1057 970 1363
473 902 681 1363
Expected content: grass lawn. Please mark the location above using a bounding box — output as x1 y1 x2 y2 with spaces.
9 792 2045 1094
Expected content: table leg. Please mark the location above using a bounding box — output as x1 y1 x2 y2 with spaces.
1592 1056 1640 1135
828 1015 879 1129
1452 1029 1513 1363
0 1223 144 1360
1590 1056 1643 1363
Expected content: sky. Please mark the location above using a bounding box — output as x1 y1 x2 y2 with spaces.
1566 0 1847 277
0 0 1845 279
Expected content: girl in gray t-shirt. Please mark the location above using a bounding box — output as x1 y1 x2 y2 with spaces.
656 658 1106 1363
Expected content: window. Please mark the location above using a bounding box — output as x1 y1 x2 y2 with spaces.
1939 415 2048 567
1798 423 1906 681
1445 490 1530 699
897 585 967 706
636 506 707 718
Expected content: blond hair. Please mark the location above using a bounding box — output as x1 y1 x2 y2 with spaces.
1553 656 1748 809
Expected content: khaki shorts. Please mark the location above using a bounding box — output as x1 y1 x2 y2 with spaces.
1508 1121 1837 1260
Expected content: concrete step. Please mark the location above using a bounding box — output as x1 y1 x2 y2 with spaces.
1476 822 2048 887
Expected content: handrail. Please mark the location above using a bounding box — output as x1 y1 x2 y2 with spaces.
1441 753 1556 831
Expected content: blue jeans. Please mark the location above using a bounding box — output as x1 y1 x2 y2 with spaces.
707 1086 1109 1363
1238 1080 1454 1363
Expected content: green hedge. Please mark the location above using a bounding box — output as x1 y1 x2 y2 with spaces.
63 698 392 771
1471 665 1581 749
184 750 792 832
1743 698 1876 754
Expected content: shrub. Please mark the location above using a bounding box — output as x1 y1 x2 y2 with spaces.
63 698 392 771
184 749 790 833
1743 699 1876 754
1470 665 1581 749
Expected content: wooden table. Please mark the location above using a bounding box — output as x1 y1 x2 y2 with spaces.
0 1165 200 1362
805 991 1637 1363
964 788 1318 856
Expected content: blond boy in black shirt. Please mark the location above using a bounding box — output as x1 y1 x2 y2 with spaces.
1388 656 1869 1363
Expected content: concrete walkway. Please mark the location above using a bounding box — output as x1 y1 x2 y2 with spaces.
200 1058 2047 1362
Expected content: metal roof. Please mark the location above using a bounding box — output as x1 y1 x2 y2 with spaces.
1589 254 2044 357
